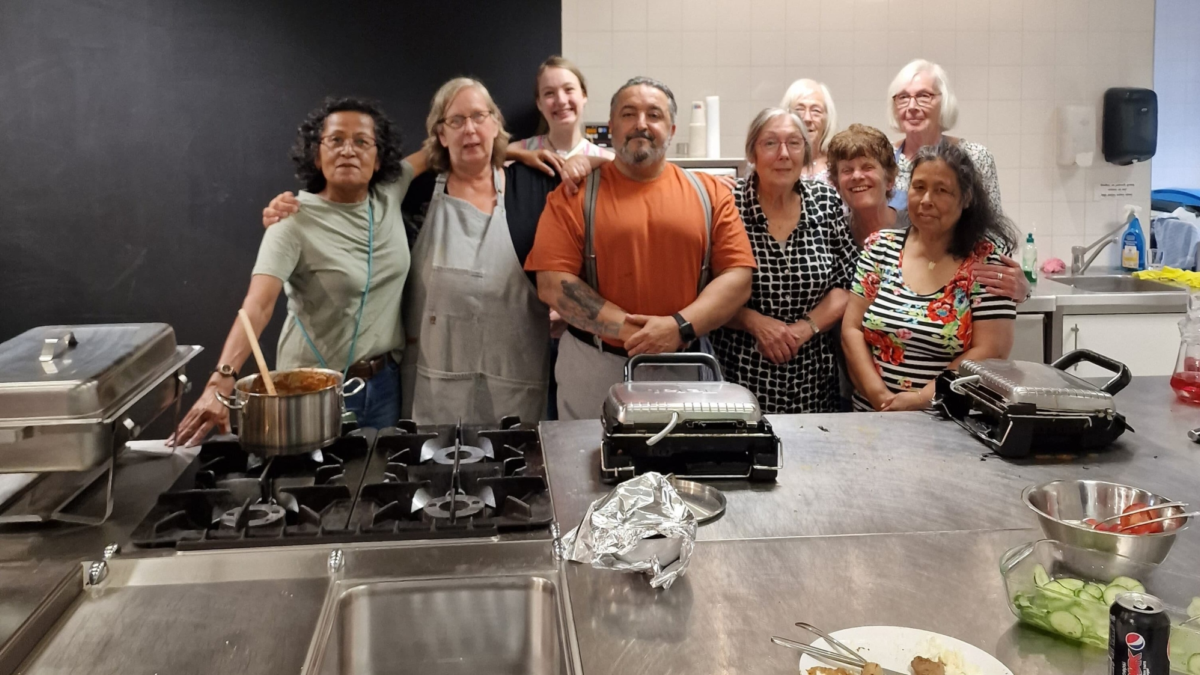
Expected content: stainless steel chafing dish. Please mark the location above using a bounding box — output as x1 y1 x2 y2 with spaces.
935 349 1132 458
600 353 781 483
0 323 200 523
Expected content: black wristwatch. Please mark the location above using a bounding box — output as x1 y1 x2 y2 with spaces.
214 364 239 380
672 313 697 344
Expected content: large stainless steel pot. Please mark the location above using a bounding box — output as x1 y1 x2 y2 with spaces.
216 368 364 456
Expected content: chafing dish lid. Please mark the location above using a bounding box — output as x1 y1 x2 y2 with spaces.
956 358 1116 413
604 380 762 425
0 323 179 423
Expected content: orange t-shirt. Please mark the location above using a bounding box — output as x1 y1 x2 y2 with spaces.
525 162 756 346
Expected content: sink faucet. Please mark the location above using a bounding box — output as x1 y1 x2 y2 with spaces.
1071 222 1128 275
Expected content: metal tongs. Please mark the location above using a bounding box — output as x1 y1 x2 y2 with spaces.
771 622 906 675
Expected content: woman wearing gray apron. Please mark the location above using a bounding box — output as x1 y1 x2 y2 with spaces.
400 77 554 425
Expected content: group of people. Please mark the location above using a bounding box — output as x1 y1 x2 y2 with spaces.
172 56 1033 446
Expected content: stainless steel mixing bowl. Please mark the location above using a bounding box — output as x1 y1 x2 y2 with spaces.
1022 480 1188 565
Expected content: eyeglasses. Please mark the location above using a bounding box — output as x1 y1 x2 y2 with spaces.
792 105 826 118
758 138 806 155
321 135 376 153
893 92 940 109
440 110 493 130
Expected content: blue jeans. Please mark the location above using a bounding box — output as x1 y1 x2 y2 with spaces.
343 359 400 429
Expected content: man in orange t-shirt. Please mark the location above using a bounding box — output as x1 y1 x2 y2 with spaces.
525 76 756 420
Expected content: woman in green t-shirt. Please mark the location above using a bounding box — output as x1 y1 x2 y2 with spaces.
173 97 409 446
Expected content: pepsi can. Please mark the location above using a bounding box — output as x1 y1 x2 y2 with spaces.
1109 592 1170 675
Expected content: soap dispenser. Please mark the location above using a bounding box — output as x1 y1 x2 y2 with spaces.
1119 205 1146 271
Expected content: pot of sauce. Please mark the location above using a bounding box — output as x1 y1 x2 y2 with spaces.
216 368 364 456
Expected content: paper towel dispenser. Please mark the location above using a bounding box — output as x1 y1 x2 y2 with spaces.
1056 105 1096 167
1102 87 1157 165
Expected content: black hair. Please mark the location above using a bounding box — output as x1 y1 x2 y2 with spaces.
290 97 404 193
910 142 1016 258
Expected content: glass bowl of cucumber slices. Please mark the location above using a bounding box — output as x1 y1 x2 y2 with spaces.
1022 479 1188 566
1001 540 1200 673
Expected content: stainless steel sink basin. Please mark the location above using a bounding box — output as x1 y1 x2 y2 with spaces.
311 575 570 675
1052 275 1184 293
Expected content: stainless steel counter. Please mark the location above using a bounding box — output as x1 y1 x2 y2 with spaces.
565 530 1200 675
0 446 197 666
1019 271 1189 315
2 377 1198 674
543 377 1200 542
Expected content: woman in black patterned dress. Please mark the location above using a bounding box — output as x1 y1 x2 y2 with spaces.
711 108 857 413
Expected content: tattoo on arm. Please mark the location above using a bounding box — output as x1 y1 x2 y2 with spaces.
559 280 621 337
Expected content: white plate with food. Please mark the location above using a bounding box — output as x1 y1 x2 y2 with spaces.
797 626 1013 675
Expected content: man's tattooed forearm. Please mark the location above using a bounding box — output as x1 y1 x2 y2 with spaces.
560 280 605 319
559 280 621 337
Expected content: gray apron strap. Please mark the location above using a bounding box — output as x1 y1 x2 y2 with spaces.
681 170 713 294
581 170 604 350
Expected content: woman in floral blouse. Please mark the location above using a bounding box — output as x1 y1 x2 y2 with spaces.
842 142 1017 412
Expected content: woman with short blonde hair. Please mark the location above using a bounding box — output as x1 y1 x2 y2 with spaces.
422 77 510 173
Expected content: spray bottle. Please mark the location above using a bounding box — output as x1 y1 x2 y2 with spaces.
1120 204 1146 272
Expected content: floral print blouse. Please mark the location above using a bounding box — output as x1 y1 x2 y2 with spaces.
849 229 1016 410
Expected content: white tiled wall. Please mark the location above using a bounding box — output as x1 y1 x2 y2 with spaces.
562 0 1156 263
1153 0 1200 190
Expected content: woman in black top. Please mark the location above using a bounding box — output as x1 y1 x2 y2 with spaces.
711 108 857 414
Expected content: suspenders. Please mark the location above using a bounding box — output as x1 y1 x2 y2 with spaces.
581 168 714 296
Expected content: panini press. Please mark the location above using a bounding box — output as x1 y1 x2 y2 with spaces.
600 353 781 483
935 349 1132 458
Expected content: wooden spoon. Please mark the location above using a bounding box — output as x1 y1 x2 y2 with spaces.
237 309 276 396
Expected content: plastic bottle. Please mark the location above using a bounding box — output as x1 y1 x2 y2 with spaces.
1022 232 1038 283
1120 205 1146 271
1171 291 1200 403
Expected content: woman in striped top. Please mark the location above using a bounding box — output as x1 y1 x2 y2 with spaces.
842 143 1017 412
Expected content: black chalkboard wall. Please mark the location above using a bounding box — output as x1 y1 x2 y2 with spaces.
0 0 560 406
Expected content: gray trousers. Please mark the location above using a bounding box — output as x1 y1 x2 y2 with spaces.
555 331 708 421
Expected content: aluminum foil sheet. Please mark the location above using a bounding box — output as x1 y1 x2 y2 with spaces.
559 472 697 589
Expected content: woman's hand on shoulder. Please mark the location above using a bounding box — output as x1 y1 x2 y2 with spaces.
263 191 301 228
559 154 595 196
714 175 738 193
510 147 565 178
972 253 1028 301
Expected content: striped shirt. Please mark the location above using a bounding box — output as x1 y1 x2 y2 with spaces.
850 228 1016 410
519 135 613 159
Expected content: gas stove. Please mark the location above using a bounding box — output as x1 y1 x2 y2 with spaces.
130 417 554 550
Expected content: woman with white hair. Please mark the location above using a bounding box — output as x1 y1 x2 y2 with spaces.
887 59 1003 215
711 107 856 413
781 78 837 184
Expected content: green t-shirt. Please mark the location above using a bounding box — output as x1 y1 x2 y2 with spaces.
252 162 414 370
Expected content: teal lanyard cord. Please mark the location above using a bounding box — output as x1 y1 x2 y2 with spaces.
294 200 375 381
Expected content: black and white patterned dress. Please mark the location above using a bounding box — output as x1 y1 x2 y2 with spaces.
710 176 857 413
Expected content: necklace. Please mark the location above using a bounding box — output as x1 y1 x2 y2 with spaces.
545 134 577 156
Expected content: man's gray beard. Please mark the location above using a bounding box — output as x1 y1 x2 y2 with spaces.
616 137 669 166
